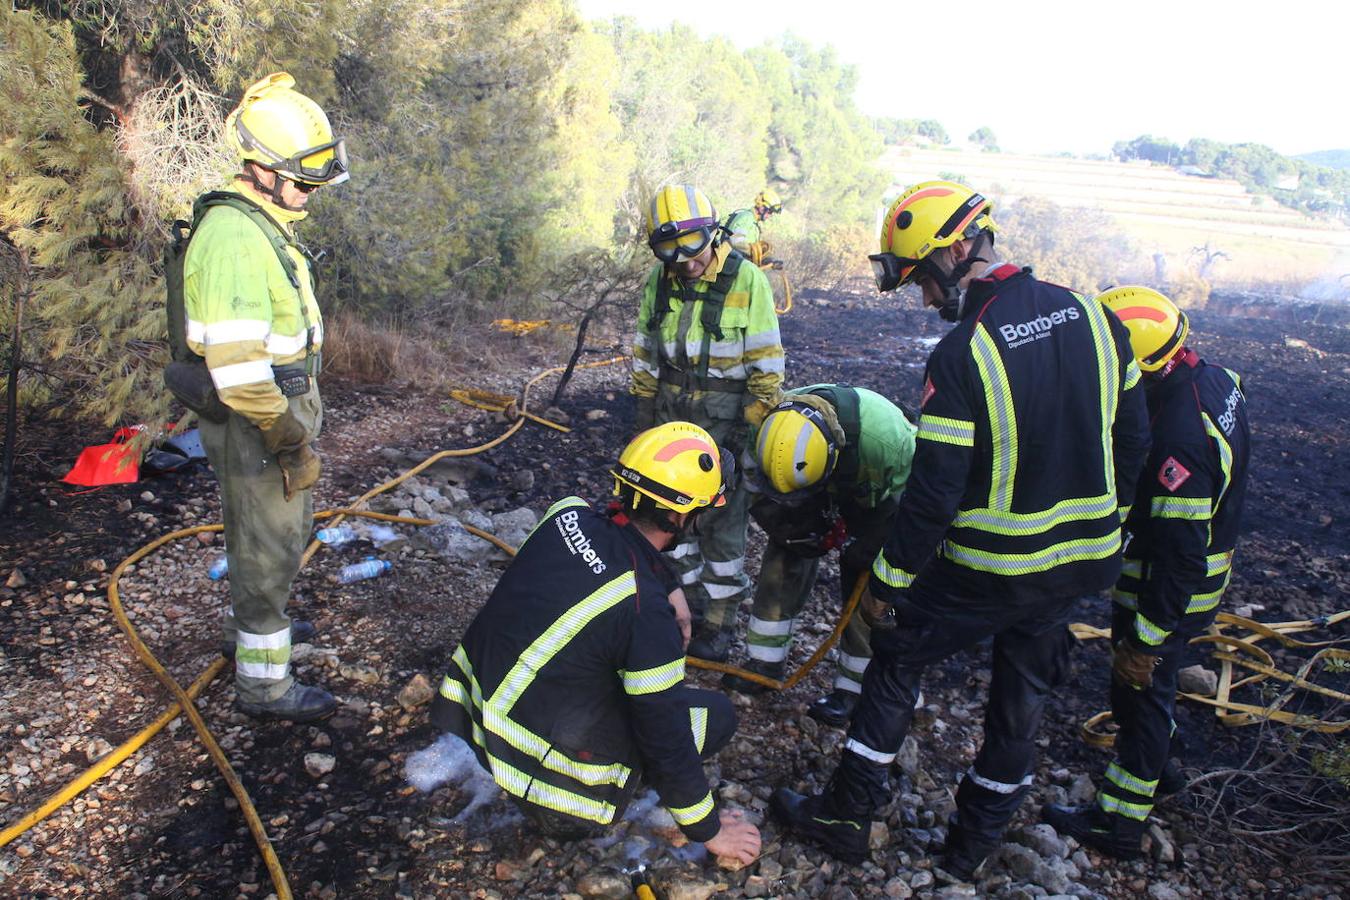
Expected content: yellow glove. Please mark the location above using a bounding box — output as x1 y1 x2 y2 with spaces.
744 396 778 428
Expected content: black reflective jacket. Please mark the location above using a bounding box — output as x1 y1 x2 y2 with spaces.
429 498 720 840
871 265 1152 602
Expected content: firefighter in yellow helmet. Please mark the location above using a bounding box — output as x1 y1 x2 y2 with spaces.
168 73 348 721
721 386 916 728
722 187 784 264
772 180 1151 878
631 185 785 663
1044 287 1250 859
429 422 761 863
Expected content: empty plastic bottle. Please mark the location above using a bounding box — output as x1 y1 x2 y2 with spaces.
315 525 358 546
207 557 229 581
337 558 392 584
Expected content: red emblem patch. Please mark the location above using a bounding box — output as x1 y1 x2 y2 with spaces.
921 376 936 408
1158 456 1191 492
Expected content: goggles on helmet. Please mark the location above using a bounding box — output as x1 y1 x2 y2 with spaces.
238 117 350 185
648 217 718 263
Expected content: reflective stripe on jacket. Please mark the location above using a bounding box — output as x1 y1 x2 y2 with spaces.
871 265 1151 600
183 190 322 427
631 242 784 403
429 498 720 841
1114 359 1250 644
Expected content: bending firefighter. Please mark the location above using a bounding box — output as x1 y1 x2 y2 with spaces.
165 72 349 722
772 180 1151 879
722 385 917 728
1044 287 1251 858
722 187 784 267
428 423 761 863
631 184 785 663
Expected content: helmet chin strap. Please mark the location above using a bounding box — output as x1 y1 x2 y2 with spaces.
243 164 307 213
925 231 991 322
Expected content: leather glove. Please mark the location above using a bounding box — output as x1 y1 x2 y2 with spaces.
635 396 656 432
858 586 896 631
261 410 318 501
744 397 777 428
1112 638 1161 690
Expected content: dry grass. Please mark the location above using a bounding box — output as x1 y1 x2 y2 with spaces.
321 313 461 386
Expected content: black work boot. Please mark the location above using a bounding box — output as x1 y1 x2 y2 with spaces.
808 689 859 727
937 814 998 882
1041 802 1145 859
687 626 733 663
221 620 318 659
721 659 785 695
237 682 337 723
770 787 870 864
1156 759 1186 798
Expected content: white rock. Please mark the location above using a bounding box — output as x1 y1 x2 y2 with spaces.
1178 665 1218 696
304 753 336 778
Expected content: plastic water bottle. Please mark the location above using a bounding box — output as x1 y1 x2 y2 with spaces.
315 525 358 546
337 558 392 584
207 557 229 581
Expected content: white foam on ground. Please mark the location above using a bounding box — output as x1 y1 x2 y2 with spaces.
405 733 502 822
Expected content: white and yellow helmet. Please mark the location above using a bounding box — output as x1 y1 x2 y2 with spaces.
645 184 719 264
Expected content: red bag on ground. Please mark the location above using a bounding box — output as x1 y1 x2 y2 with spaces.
62 426 144 487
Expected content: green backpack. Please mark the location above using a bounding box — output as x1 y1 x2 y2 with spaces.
162 192 299 420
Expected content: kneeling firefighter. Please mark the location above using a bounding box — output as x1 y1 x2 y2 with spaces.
429 422 762 864
630 184 785 662
722 385 916 728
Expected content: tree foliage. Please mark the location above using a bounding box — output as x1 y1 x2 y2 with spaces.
996 197 1133 294
968 126 998 153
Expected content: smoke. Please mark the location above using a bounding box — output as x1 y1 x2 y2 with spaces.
405 733 502 822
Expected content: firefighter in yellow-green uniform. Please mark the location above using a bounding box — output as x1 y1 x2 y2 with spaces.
721 188 783 268
180 73 348 722
631 184 785 661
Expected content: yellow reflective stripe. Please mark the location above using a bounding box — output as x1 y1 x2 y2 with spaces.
872 553 915 589
491 756 617 824
972 325 1017 511
1202 412 1234 511
1121 557 1143 578
952 492 1117 536
689 707 708 754
1206 550 1234 576
916 414 975 447
1185 571 1231 615
1118 505 1131 523
1134 611 1170 646
210 358 274 389
668 790 714 826
1079 291 1119 496
1098 790 1151 820
943 530 1121 577
1151 495 1211 520
1112 588 1138 610
1106 762 1158 797
1124 359 1142 390
622 658 685 695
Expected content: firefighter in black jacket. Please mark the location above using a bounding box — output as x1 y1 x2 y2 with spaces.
1044 286 1250 858
429 422 761 863
771 180 1151 879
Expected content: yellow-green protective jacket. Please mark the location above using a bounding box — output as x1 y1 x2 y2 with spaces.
630 243 784 405
721 208 761 255
183 185 323 429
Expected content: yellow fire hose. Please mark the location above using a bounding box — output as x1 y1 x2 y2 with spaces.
0 356 622 896
686 573 865 690
1075 610 1349 749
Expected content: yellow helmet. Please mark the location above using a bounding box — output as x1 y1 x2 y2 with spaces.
869 180 996 293
645 184 719 264
1098 286 1189 372
226 72 349 186
612 421 731 514
754 400 839 499
754 187 783 217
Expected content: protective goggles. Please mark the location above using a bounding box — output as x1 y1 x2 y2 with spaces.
239 119 350 185
648 217 718 263
868 252 924 293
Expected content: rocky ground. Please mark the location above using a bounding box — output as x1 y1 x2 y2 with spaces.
1 283 1347 899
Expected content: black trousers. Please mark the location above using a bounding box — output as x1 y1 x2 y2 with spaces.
521 687 736 839
830 571 1076 848
1098 604 1211 824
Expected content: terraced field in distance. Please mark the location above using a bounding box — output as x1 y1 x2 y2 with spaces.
881 147 1350 293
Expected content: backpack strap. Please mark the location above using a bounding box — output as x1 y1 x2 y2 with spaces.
695 250 743 386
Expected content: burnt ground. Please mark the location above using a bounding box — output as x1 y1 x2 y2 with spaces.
1 282 1348 898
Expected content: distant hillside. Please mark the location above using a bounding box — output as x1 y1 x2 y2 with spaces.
1299 149 1350 170
880 147 1350 289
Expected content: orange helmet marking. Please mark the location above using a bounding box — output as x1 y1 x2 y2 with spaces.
1114 305 1170 323
654 437 713 462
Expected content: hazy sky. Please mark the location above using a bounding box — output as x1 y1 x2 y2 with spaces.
575 0 1347 157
